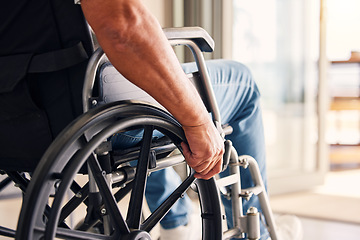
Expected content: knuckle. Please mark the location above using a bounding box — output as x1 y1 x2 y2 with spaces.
219 147 225 155
203 149 213 158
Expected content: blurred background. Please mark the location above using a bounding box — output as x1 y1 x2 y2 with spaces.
142 0 360 239
143 0 360 193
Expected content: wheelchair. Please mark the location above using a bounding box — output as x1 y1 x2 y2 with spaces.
0 27 278 240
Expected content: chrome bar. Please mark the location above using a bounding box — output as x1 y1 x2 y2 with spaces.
215 172 240 188
223 125 233 136
229 146 245 238
82 48 105 113
242 185 263 197
239 155 279 240
168 39 222 128
247 207 260 240
111 155 186 185
149 154 185 172
223 228 242 240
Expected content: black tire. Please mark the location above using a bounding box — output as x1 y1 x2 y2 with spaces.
16 101 222 240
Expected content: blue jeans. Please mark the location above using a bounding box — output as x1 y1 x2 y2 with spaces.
111 59 269 239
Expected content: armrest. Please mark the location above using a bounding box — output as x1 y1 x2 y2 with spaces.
163 27 215 52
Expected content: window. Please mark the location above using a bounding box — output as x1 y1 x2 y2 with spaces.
231 0 323 193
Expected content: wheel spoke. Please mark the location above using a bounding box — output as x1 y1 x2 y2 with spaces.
141 173 196 232
87 154 130 234
74 182 134 232
114 182 133 202
126 126 154 229
59 182 89 223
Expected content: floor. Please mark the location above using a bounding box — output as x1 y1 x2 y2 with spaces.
273 168 360 240
0 170 359 239
300 217 360 240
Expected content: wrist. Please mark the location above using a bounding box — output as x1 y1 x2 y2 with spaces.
176 107 211 128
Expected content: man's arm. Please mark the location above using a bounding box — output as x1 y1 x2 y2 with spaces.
81 0 223 179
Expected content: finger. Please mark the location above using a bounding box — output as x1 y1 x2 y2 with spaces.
181 142 212 174
194 168 218 180
194 158 223 179
195 156 222 176
191 159 212 175
181 142 191 158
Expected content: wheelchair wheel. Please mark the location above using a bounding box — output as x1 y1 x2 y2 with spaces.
16 101 222 240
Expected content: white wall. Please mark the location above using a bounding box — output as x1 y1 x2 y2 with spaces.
327 0 360 60
142 0 171 27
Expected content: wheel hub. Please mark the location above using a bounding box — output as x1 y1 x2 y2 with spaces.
122 230 152 240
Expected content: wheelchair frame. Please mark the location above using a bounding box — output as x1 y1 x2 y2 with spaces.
0 27 278 240
82 27 279 239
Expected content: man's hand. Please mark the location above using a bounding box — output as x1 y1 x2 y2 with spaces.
181 121 224 180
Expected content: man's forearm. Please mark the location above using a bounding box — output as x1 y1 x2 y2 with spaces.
81 0 224 179
81 0 211 127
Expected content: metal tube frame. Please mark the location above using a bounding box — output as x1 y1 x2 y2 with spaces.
239 156 278 240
